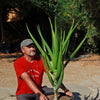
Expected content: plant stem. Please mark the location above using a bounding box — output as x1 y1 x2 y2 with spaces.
54 88 58 100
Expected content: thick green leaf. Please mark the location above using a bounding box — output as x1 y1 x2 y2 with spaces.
55 41 62 79
69 31 88 60
53 17 59 69
41 56 54 86
62 19 80 51
49 18 59 69
37 25 53 61
62 39 70 62
26 24 45 55
45 55 54 72
64 30 89 68
55 69 64 92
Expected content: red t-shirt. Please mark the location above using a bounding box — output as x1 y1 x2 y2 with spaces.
14 56 46 96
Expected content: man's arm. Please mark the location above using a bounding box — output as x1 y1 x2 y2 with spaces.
21 72 48 100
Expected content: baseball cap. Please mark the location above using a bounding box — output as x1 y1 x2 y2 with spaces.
20 39 34 49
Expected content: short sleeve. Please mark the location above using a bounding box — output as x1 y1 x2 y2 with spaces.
14 61 26 78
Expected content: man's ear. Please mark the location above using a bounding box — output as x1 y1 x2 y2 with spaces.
21 48 25 53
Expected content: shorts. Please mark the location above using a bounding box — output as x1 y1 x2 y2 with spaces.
17 86 54 100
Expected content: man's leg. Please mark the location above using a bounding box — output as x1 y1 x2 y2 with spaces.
41 86 54 96
17 93 38 100
17 86 53 100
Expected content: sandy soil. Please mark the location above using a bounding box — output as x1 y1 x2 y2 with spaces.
0 53 100 99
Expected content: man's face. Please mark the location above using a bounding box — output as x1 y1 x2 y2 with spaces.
21 44 36 57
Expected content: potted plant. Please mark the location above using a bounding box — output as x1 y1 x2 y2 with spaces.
26 18 89 100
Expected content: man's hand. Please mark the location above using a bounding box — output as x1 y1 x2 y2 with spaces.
65 90 74 99
37 93 48 100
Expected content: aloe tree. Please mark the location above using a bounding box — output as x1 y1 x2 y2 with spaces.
26 18 89 100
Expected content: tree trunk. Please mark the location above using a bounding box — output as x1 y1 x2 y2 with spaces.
0 12 5 43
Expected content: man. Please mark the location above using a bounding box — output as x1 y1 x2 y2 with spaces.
14 39 74 100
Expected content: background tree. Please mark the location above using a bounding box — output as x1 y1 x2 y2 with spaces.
0 0 100 54
29 0 100 54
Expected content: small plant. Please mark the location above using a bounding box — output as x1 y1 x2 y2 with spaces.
26 18 88 100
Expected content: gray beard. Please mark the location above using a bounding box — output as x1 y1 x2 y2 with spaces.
29 51 36 57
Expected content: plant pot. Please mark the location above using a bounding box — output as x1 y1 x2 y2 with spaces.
47 92 71 100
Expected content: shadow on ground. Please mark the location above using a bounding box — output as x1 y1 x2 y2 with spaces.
73 88 100 100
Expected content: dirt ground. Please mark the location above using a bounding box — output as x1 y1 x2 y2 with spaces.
0 53 100 99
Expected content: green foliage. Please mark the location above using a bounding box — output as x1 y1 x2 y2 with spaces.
30 0 100 53
0 0 100 53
